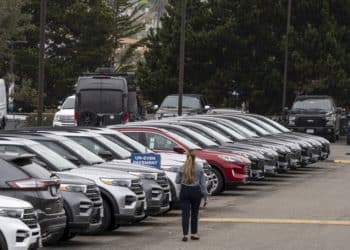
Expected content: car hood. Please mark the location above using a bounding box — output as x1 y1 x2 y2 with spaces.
0 195 32 209
54 172 95 185
67 165 137 179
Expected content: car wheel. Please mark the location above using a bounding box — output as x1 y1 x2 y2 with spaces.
0 231 8 250
209 167 224 196
329 132 337 143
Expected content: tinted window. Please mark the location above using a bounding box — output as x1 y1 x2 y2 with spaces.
292 98 333 112
124 132 142 142
62 97 75 109
39 141 78 162
103 134 136 152
161 96 201 109
0 145 29 155
69 137 110 156
79 89 123 113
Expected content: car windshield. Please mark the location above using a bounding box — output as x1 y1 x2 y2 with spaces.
62 97 75 109
161 96 201 109
244 117 282 134
231 118 270 136
103 132 152 154
182 124 233 143
291 98 332 112
31 144 77 171
68 135 131 159
178 128 218 147
166 131 202 150
258 117 290 132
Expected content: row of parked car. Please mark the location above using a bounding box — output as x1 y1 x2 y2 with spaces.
1 109 329 250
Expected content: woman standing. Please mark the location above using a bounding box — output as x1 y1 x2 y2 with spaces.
176 149 208 242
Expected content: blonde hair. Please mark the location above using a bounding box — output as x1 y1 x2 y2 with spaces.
182 150 196 184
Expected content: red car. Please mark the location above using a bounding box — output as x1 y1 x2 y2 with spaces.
114 127 251 195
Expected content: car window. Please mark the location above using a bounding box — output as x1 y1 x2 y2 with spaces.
0 160 29 185
103 134 135 152
69 136 110 155
62 97 75 109
0 145 29 155
161 96 201 109
39 141 78 162
21 162 52 179
79 89 123 113
292 98 332 112
144 132 176 150
123 132 142 142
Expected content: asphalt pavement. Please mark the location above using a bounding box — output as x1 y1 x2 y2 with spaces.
45 140 350 250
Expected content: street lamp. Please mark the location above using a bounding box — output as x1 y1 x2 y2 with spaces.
282 0 292 115
178 0 187 116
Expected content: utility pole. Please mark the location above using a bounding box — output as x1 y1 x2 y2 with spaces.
178 0 187 116
37 0 47 126
282 0 292 114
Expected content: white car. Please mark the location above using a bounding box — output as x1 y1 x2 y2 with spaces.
0 196 41 250
53 95 76 127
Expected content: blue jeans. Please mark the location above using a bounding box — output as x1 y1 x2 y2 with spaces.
180 185 202 235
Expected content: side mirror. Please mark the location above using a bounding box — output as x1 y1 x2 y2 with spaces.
204 105 210 110
153 105 159 110
57 105 62 110
98 150 113 161
173 146 186 154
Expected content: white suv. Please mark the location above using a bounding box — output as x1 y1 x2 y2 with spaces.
53 95 76 127
0 195 41 250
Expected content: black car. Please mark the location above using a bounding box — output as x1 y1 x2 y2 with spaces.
155 94 211 119
286 95 341 142
0 154 66 245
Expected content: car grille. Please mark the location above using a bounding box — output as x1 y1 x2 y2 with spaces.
295 117 326 127
251 160 264 170
156 173 170 189
161 193 170 207
279 153 291 163
58 115 75 123
130 179 144 195
22 208 39 229
302 147 312 157
86 185 102 206
245 163 251 175
135 203 144 216
292 150 301 159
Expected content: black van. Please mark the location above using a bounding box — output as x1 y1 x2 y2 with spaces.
75 69 130 126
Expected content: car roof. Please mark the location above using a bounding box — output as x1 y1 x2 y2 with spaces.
295 95 332 100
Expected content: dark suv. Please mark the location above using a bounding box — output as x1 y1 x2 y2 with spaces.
287 95 341 142
155 94 211 119
0 154 66 245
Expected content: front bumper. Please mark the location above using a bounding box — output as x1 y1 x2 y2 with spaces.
53 121 76 127
289 126 335 137
37 210 66 244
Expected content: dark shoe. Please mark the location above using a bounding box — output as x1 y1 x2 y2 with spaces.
182 236 188 242
191 236 200 240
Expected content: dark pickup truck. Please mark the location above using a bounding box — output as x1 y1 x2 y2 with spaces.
155 94 211 119
286 95 341 142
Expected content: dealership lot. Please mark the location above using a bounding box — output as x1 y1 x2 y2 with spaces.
44 140 350 250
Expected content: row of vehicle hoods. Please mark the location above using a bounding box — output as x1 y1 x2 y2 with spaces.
0 127 210 248
109 110 330 196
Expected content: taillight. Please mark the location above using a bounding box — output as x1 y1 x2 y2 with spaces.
74 111 78 121
7 178 58 190
122 112 129 122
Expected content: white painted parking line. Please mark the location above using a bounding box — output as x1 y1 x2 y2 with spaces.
200 217 350 226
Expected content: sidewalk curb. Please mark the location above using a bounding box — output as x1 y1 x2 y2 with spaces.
326 160 350 164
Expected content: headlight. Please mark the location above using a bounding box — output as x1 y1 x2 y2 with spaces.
288 116 296 125
0 208 24 219
160 165 180 172
59 184 87 193
129 172 157 180
54 114 61 121
218 155 242 163
326 115 336 125
100 178 131 187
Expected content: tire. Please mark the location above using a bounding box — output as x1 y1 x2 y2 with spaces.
209 167 224 196
100 198 113 232
329 132 337 143
61 231 77 241
0 231 8 250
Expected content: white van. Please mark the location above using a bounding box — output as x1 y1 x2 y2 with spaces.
0 79 7 129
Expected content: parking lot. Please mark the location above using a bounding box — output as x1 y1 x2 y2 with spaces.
43 139 350 250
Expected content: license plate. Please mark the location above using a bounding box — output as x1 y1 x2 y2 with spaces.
306 129 314 134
